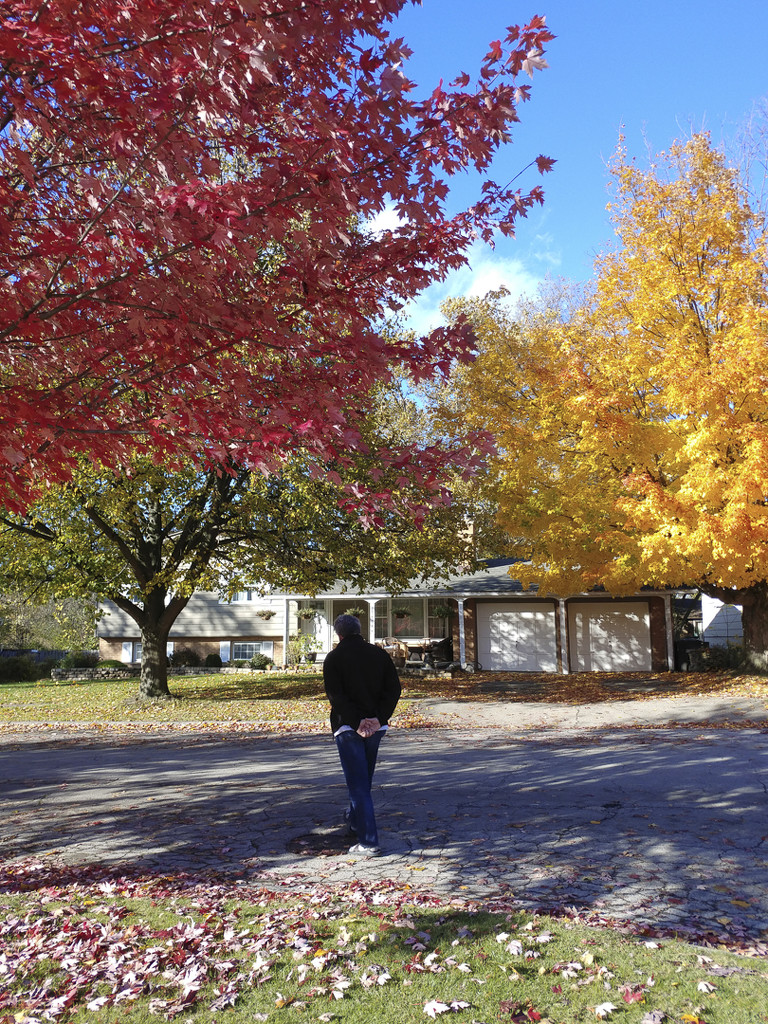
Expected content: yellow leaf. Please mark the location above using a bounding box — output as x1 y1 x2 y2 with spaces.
437 134 768 625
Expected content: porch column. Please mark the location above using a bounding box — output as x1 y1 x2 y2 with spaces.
322 601 332 653
558 599 570 674
664 593 675 671
458 597 466 667
366 599 377 643
282 598 291 668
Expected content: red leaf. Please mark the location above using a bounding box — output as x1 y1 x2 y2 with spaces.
535 154 556 174
0 0 553 511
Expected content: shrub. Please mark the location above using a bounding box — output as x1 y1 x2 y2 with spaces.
58 650 99 670
204 652 222 668
98 659 126 669
169 647 202 667
286 633 321 666
34 659 60 679
700 644 746 671
249 653 273 670
0 655 37 683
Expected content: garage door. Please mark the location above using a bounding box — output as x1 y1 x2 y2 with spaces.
568 602 652 672
477 602 558 672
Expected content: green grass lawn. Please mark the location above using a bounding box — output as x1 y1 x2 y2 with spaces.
0 673 331 724
1 869 766 1024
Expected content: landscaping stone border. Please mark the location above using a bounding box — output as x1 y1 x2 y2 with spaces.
50 665 281 681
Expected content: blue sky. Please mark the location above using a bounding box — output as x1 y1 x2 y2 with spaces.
389 0 768 332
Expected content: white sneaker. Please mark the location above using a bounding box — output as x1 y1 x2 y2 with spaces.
348 843 381 856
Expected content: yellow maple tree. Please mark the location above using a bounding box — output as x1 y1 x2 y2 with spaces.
440 134 768 667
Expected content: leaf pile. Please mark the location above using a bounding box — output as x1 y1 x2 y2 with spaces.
1 860 766 1024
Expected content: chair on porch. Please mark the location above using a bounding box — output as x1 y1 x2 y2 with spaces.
378 637 409 666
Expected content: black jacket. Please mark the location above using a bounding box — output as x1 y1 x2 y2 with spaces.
322 634 401 734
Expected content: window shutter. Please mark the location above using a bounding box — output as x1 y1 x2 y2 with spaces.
219 640 231 663
121 642 132 663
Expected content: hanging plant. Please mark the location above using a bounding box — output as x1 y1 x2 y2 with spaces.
256 609 276 620
392 606 410 619
344 606 366 618
432 604 452 620
298 608 316 620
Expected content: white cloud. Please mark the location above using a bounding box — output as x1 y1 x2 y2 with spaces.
365 205 563 335
367 204 405 236
401 240 544 336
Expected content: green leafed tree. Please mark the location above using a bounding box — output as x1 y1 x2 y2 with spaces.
0 403 480 696
0 592 95 651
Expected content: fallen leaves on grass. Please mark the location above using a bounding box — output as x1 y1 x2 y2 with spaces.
406 670 768 706
2 859 767 1024
499 999 544 1021
423 997 471 1017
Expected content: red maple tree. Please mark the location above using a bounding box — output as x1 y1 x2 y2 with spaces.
1 0 553 508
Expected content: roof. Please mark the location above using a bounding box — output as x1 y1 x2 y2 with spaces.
265 559 675 600
267 559 535 600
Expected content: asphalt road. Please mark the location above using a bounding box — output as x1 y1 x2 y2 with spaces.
1 709 767 946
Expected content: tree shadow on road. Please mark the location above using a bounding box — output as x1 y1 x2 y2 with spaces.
1 730 766 946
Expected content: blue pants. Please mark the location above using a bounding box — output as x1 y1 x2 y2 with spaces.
334 729 384 847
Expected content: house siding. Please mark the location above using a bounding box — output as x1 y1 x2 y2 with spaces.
98 593 288 638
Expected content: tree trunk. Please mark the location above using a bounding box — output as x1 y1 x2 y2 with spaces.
111 589 190 699
139 623 172 698
740 582 768 673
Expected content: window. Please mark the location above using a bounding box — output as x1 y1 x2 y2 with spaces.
222 585 271 603
232 641 274 660
428 599 452 638
374 599 389 639
374 599 453 640
391 598 425 638
121 641 140 663
121 641 175 663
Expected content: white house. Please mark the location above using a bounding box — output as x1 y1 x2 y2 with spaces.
98 560 676 674
701 594 743 648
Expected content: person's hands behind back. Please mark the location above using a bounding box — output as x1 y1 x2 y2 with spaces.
357 717 381 737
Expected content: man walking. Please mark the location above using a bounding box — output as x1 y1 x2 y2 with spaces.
323 613 401 856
